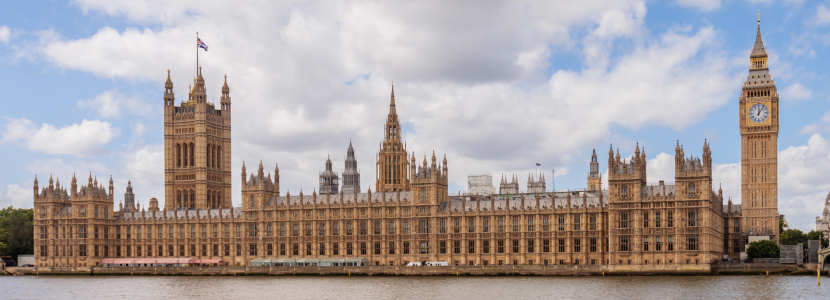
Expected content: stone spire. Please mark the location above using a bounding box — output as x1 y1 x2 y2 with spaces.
343 141 360 195
389 83 396 117
320 155 339 195
164 69 175 106
751 10 767 59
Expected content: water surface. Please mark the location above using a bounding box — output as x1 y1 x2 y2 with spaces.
1 275 827 299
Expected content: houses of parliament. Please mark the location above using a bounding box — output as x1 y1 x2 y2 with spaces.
31 18 779 268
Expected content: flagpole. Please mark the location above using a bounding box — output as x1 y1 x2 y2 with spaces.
196 32 199 76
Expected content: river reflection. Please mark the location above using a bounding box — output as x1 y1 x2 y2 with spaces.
1 275 827 299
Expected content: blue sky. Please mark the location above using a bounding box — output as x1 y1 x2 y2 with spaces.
0 0 829 231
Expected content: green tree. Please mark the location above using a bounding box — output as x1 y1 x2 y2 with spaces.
807 230 830 248
0 206 34 260
780 228 806 246
747 240 780 259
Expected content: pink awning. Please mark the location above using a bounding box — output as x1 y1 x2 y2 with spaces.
197 259 222 264
102 258 196 264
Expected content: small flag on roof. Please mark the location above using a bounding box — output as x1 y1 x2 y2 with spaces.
198 37 209 51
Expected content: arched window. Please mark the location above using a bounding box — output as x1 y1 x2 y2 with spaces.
190 143 195 166
421 188 427 202
176 144 181 167
190 189 195 208
217 146 221 169
217 191 222 208
177 190 182 208
250 195 256 208
689 183 696 196
207 144 212 169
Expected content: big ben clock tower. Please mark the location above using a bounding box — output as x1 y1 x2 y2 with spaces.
740 12 779 242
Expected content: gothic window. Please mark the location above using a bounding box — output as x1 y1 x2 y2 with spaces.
207 143 211 169
217 146 221 169
619 212 630 229
190 189 195 208
686 209 698 227
655 212 661 228
177 190 182 208
420 188 426 202
419 220 428 234
686 235 699 251
249 195 255 208
176 144 181 167
619 236 630 252
190 143 195 166
439 219 446 233
688 183 696 197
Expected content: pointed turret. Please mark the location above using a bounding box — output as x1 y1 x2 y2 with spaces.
220 74 231 111
164 69 175 107
241 161 247 186
751 12 767 59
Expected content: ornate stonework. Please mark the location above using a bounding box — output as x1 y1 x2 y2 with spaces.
33 18 779 268
739 17 779 242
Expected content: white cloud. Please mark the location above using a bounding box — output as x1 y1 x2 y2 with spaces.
646 152 675 182
712 163 740 202
816 3 830 25
29 1 740 205
25 158 111 179
0 184 31 209
1 117 120 157
676 0 721 12
778 134 830 230
800 110 830 135
781 83 812 102
0 25 10 45
78 90 154 119
123 144 164 206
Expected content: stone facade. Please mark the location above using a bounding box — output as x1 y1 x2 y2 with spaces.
163 69 232 210
739 17 779 241
32 19 786 269
816 192 830 238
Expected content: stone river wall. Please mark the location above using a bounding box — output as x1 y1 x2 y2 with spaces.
3 263 822 276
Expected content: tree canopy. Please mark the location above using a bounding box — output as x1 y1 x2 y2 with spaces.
0 206 34 259
746 240 780 259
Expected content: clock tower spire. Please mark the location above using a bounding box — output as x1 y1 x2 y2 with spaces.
739 11 779 243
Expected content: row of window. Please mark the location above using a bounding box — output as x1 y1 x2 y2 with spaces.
38 238 607 258
617 210 700 229
40 206 107 219
42 215 606 241
618 235 698 252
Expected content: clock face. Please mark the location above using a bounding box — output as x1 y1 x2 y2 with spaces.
748 103 769 123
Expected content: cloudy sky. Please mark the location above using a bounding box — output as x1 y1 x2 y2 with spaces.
1 0 829 230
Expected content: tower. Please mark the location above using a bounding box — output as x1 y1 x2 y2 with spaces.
739 13 779 241
124 179 135 211
319 155 340 194
163 67 232 210
587 148 602 191
376 84 410 192
342 141 361 194
527 173 546 194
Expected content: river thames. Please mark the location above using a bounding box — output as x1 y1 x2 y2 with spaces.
0 275 828 299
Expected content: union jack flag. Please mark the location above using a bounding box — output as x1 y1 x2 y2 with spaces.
198 38 209 51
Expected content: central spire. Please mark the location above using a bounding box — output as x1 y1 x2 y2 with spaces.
751 10 767 59
389 83 397 118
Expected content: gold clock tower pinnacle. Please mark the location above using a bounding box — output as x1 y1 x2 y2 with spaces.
739 13 779 242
